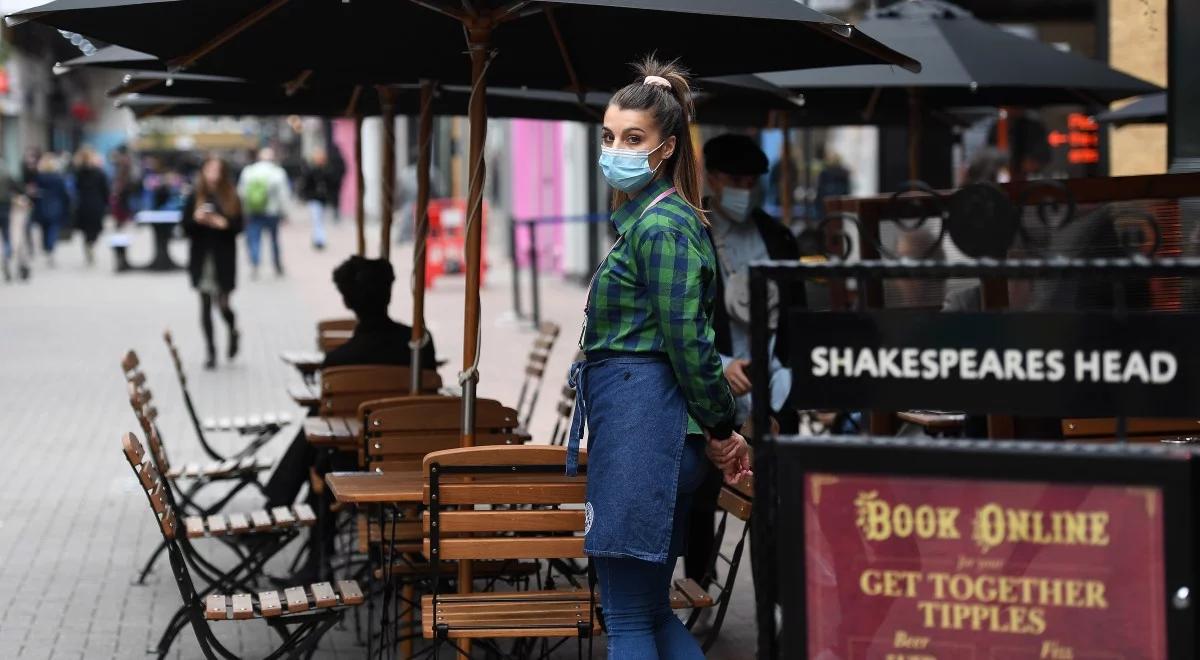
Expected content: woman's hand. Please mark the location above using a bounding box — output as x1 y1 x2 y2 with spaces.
705 430 753 485
724 359 752 396
205 213 230 230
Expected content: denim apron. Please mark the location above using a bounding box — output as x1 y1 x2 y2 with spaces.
565 187 693 564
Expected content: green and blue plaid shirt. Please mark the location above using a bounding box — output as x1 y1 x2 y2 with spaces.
581 178 737 439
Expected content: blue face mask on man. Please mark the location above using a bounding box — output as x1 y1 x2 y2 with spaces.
599 141 666 194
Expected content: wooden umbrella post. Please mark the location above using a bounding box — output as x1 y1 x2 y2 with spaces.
907 87 922 182
377 86 397 260
354 115 366 256
411 80 435 394
461 20 491 449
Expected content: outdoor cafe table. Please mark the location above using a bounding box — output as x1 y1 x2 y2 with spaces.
325 471 425 505
281 350 324 381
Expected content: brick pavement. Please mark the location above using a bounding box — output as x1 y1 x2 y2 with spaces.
0 210 758 659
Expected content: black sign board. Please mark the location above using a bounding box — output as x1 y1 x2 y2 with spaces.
789 311 1200 417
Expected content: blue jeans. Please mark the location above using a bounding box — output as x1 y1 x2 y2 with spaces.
306 201 327 247
593 437 708 659
0 204 11 260
246 214 282 270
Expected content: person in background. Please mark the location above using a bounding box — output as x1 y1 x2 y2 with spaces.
297 148 334 250
237 147 290 277
684 134 799 611
182 156 243 369
109 146 136 225
72 147 110 266
263 255 437 580
814 148 851 221
0 164 16 282
28 153 70 267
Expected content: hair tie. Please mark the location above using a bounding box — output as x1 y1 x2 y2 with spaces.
643 75 671 88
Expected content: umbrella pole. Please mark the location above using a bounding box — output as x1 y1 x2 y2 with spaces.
354 115 365 256
378 86 397 260
411 80 435 395
907 87 921 181
461 22 491 448
779 113 793 224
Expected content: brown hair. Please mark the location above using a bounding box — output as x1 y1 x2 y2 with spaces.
608 56 705 223
194 156 240 216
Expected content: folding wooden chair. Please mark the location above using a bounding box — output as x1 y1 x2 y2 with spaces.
121 431 363 660
421 445 597 659
514 322 561 429
549 351 583 447
160 334 291 458
681 473 753 652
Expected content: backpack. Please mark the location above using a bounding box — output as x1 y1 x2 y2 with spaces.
243 175 271 215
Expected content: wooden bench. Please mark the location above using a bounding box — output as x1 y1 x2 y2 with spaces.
120 431 362 658
420 446 598 645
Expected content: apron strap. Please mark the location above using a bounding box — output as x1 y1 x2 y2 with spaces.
565 360 589 477
642 186 677 218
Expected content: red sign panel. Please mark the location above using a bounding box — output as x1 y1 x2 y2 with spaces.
804 473 1166 660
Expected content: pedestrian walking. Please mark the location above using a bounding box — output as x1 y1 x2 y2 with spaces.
566 57 750 660
0 164 17 282
71 146 110 266
297 148 335 250
28 153 70 267
182 156 243 369
237 147 290 277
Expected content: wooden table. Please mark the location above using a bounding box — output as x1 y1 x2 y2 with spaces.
326 471 425 505
281 350 324 379
303 416 363 451
897 410 967 435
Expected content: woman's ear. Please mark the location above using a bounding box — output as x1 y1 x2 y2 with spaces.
662 135 678 161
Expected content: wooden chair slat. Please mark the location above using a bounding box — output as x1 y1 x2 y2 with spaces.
184 517 205 539
148 482 169 515
183 463 201 478
310 582 337 608
432 482 587 506
270 507 296 526
231 594 254 620
284 587 309 613
1062 417 1200 438
673 578 714 608
204 595 227 621
121 351 140 373
206 515 227 535
159 508 178 540
424 509 584 534
370 398 516 432
426 536 585 560
258 591 283 617
334 580 364 605
294 504 317 525
122 432 146 465
227 513 250 534
250 510 274 531
215 459 238 474
717 487 752 522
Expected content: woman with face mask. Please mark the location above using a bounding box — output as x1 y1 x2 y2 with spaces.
565 57 750 659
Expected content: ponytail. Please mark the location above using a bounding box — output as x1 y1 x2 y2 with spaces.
608 56 706 223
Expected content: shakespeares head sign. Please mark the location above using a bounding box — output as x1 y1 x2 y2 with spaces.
789 311 1200 417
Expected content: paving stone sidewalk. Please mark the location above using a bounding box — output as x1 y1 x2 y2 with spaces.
0 211 758 659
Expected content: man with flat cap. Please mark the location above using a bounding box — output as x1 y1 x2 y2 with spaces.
685 134 799 625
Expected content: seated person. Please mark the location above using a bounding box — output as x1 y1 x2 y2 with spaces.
264 256 437 578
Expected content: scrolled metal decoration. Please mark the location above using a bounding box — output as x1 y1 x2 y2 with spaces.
944 183 1019 259
798 212 857 260
883 180 949 248
1017 179 1077 236
1104 204 1162 258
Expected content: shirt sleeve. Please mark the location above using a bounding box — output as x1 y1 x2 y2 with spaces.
636 227 737 438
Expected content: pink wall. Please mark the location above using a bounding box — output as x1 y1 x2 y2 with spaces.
332 118 358 219
510 120 564 273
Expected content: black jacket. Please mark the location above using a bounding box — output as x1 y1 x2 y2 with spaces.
73 166 110 238
181 194 244 293
707 207 801 364
323 316 438 369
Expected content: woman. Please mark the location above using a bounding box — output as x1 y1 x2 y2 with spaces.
566 57 751 659
72 147 110 265
182 156 243 369
29 153 70 266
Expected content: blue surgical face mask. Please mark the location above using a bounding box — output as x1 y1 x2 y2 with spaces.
599 141 666 194
719 186 753 222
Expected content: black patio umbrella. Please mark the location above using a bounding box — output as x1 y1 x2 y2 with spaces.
756 0 1159 178
55 44 156 73
1095 93 1166 126
9 1 920 462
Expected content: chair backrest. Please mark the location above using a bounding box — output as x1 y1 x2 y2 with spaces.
422 446 587 561
121 350 140 376
319 330 355 352
515 322 561 428
366 397 520 472
718 473 753 522
163 329 187 384
320 365 443 417
121 432 179 541
318 318 357 333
